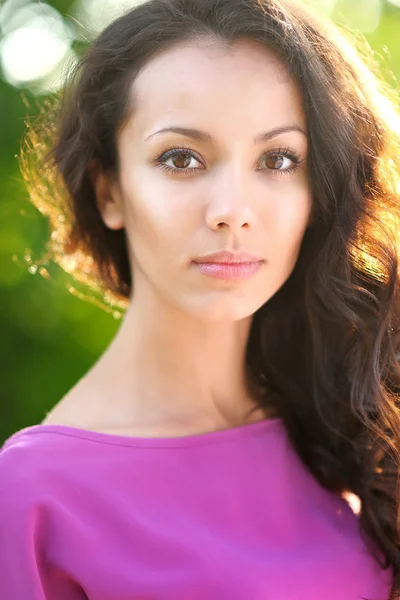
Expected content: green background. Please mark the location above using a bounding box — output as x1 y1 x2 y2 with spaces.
1 0 400 444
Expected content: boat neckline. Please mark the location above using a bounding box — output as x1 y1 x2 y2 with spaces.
4 416 284 448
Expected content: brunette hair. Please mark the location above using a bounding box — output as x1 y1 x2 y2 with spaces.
21 0 400 596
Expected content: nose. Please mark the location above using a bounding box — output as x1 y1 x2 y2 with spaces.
205 167 255 233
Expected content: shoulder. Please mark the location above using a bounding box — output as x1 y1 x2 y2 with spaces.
0 427 67 505
0 423 104 503
0 425 110 547
0 428 93 597
0 430 61 563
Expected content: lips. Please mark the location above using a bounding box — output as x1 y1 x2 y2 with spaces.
193 250 263 264
193 260 264 280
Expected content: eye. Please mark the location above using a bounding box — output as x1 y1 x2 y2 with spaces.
155 147 204 175
258 146 303 175
263 155 292 170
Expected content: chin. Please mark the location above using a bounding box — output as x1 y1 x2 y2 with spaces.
183 295 269 323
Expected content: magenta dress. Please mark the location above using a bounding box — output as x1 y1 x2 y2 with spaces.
0 417 393 599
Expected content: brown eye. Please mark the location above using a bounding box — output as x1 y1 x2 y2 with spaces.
264 155 286 170
155 148 204 175
259 147 302 175
170 152 192 169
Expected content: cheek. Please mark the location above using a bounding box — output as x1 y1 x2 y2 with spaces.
266 177 311 228
264 187 312 254
120 173 194 264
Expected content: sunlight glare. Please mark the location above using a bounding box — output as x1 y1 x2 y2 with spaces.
0 3 73 88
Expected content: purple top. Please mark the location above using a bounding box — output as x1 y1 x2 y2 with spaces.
0 417 393 600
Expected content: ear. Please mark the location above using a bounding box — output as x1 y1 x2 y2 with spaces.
88 159 125 230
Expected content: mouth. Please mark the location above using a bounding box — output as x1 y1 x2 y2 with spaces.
192 260 264 281
193 250 264 264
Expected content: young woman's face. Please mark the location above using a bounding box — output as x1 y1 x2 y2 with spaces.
104 37 312 321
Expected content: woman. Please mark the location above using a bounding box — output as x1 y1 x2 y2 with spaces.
1 0 399 597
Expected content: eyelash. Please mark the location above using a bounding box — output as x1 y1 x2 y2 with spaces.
155 145 304 177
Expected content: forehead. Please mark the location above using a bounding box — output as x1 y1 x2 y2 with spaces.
125 37 306 139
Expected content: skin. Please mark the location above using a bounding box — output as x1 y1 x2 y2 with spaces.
43 37 313 436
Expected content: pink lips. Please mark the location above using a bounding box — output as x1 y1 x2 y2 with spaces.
192 251 264 280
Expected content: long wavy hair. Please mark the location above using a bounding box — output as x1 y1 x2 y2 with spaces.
20 0 400 596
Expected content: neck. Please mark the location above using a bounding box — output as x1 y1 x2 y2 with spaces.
88 288 267 431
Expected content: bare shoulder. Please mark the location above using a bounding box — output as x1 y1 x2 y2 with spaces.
41 392 86 427
41 380 101 429
40 386 148 437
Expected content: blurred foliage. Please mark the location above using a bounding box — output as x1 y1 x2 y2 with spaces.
1 0 400 443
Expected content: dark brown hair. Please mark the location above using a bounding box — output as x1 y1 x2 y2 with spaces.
21 0 400 596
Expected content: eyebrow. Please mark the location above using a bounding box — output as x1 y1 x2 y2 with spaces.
145 124 307 144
